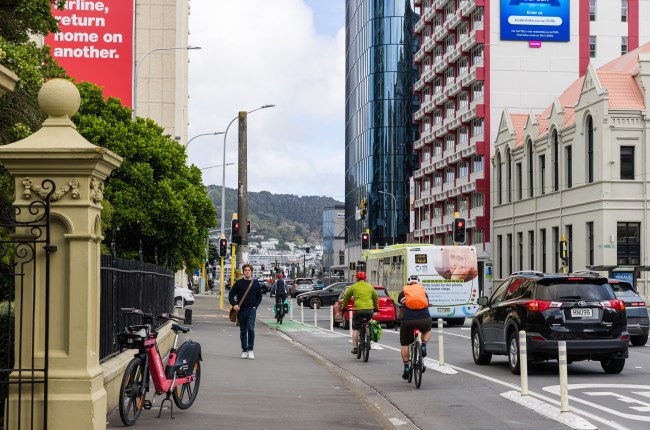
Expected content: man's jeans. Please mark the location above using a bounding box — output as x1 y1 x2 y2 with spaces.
238 307 256 352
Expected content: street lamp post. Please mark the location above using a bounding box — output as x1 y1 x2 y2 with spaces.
379 191 396 245
184 131 225 149
132 46 201 121
218 104 275 307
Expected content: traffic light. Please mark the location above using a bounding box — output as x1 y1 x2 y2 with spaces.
219 238 228 257
231 219 241 244
361 232 370 249
453 218 466 244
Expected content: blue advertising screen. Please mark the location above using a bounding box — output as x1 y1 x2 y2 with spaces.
500 0 570 42
612 271 635 288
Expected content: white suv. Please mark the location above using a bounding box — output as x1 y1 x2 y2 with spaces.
292 278 314 298
174 284 195 307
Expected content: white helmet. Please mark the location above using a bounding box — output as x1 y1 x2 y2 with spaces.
407 275 419 284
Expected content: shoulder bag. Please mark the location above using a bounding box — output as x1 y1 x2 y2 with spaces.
229 279 254 323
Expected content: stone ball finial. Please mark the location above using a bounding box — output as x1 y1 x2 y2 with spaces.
37 78 80 118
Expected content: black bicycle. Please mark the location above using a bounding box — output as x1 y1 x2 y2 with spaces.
407 329 424 388
348 310 374 362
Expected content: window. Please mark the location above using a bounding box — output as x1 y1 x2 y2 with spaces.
434 77 442 94
471 8 483 27
507 150 512 203
497 152 503 205
539 155 546 195
621 146 634 180
459 126 469 144
540 228 547 272
590 0 596 21
472 82 484 100
472 45 483 64
434 110 442 125
621 36 628 55
516 162 523 200
445 134 455 150
527 140 534 197
472 155 483 172
458 197 468 212
471 192 483 207
434 141 442 156
434 172 442 186
552 130 559 191
497 235 503 278
458 57 469 76
517 232 523 271
445 67 455 85
459 92 469 109
622 0 628 22
445 168 455 183
445 35 455 54
445 101 455 119
458 162 469 178
445 202 455 216
474 229 484 244
423 87 431 101
472 118 483 137
423 177 430 190
458 22 469 40
424 117 431 132
617 222 640 265
434 204 442 218
587 222 594 266
565 146 572 188
566 225 573 273
528 231 535 270
586 116 594 183
507 234 513 275
553 227 559 273
590 36 597 58
423 148 431 161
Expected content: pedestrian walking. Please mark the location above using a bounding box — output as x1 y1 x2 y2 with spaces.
228 264 262 359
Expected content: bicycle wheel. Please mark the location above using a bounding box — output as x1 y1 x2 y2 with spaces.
356 325 364 359
119 357 146 426
413 340 423 388
407 344 414 383
363 324 371 362
173 359 202 409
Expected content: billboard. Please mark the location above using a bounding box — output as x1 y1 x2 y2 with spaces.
44 1 135 107
500 0 570 42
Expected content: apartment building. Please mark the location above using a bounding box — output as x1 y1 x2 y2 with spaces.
493 44 650 298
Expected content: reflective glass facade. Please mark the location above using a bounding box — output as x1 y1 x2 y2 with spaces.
345 0 420 247
322 205 345 271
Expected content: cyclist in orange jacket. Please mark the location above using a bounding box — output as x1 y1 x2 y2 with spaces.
398 275 432 380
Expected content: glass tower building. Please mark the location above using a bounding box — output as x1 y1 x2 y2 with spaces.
345 0 420 248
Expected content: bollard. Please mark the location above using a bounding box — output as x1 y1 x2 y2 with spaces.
558 341 569 412
314 305 318 327
329 306 334 331
349 309 353 337
438 318 445 366
290 299 294 321
519 330 528 396
300 302 304 324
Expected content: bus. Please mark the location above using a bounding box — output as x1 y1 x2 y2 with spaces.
361 244 480 325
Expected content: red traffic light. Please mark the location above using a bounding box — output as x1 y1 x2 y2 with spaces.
456 220 464 228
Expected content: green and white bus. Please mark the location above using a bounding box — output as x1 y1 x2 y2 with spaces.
361 244 480 325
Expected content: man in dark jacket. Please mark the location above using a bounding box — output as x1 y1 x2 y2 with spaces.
228 264 263 359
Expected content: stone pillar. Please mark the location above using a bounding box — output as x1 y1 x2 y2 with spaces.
0 79 122 429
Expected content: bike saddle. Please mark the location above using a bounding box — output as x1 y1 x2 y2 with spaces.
172 323 190 333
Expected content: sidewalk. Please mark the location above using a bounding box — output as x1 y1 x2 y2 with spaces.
106 295 401 429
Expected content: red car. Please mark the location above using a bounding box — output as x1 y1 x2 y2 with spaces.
333 285 396 329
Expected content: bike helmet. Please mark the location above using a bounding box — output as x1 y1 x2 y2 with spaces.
277 273 284 279
407 275 419 284
356 271 367 281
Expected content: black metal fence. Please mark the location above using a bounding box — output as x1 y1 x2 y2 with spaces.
99 254 174 361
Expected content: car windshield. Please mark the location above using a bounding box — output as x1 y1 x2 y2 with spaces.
297 279 312 285
535 282 615 301
610 283 640 297
375 288 389 297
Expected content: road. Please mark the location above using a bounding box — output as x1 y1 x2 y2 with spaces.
260 295 650 430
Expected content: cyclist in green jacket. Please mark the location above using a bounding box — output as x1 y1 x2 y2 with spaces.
342 271 379 355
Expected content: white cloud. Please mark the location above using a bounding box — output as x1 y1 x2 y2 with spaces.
187 0 345 199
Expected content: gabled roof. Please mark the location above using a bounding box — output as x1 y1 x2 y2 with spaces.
507 42 650 143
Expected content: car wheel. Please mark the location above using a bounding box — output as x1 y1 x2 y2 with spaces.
309 297 322 309
175 297 184 307
601 358 625 374
471 327 492 365
630 333 648 347
508 331 521 375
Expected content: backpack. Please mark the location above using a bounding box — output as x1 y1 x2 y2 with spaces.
275 279 286 295
369 319 382 342
403 284 428 309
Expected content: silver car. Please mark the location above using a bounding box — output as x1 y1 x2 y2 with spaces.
292 278 314 297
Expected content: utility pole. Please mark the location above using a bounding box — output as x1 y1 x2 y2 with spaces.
237 111 248 267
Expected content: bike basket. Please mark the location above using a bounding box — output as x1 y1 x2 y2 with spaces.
117 328 147 349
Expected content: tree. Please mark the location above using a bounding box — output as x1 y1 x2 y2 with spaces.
73 82 216 271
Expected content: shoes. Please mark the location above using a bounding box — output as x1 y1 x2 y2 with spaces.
402 367 411 380
421 344 427 357
248 351 255 360
351 348 358 355
241 351 249 359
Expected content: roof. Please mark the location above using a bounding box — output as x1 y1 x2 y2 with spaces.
508 42 650 146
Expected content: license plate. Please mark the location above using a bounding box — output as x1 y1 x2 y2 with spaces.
571 308 593 318
437 307 451 313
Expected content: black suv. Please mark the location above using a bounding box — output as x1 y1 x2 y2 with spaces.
471 272 629 374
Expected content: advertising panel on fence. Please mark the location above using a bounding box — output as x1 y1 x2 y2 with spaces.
500 0 570 42
44 0 135 107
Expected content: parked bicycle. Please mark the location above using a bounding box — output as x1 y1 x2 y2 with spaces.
117 308 202 426
407 328 424 388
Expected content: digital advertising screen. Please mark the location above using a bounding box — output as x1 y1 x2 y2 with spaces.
500 0 570 42
44 0 135 107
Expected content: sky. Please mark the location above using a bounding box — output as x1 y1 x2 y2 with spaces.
187 0 346 200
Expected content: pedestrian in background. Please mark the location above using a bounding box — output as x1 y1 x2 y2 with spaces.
228 264 262 359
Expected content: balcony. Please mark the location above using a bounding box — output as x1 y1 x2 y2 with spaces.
424 98 436 114
434 24 446 42
435 158 447 169
470 94 485 109
470 169 484 182
470 205 484 219
447 44 462 64
414 167 426 179
425 131 436 144
447 79 462 97
470 132 484 145
461 66 484 87
447 13 462 31
461 181 476 194
414 105 427 121
447 150 460 164
461 30 482 52
415 45 427 62
424 37 436 54
414 16 427 33
456 174 469 188
431 121 445 136
425 5 436 22
414 76 426 92
447 116 462 131
461 140 477 157
413 135 427 150
461 0 481 18
434 0 447 10
461 106 477 122
424 66 436 84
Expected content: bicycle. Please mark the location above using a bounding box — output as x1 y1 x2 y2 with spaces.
347 309 374 362
274 297 289 324
117 308 202 426
407 329 424 388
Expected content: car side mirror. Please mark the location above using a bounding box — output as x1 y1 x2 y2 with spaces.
477 296 488 306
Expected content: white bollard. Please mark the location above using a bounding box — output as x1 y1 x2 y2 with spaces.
438 318 445 366
300 302 304 324
349 310 353 337
289 299 294 321
558 341 569 412
519 330 528 396
329 306 334 331
314 306 318 327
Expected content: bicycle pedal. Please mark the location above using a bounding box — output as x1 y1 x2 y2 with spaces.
143 400 153 410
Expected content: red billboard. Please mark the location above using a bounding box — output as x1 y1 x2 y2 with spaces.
44 0 134 107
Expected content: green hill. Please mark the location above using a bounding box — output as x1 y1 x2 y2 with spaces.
206 186 343 247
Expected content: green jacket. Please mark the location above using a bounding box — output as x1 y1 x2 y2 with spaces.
342 280 379 311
